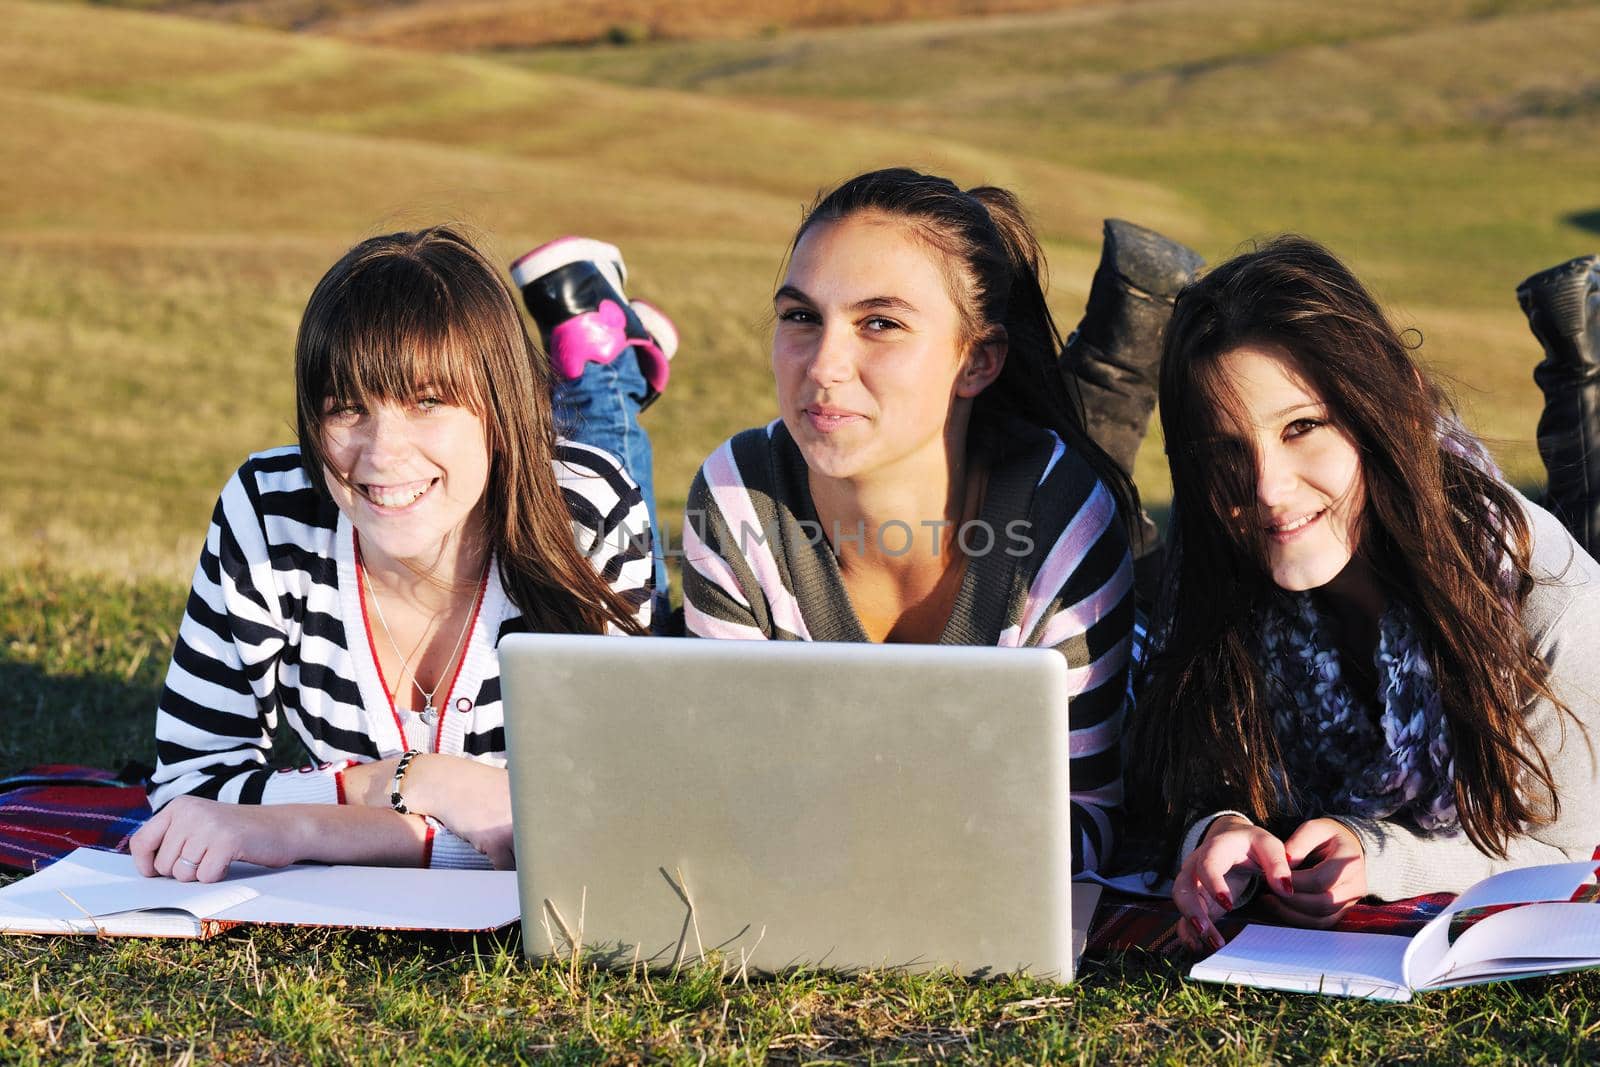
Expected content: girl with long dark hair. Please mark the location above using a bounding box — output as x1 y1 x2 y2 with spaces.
1126 236 1600 950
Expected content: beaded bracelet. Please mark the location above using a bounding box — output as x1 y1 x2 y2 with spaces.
389 749 422 814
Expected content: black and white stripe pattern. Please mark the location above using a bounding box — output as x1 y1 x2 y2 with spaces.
150 442 652 868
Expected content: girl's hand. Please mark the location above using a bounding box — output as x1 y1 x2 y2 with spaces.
130 797 307 883
397 756 515 869
338 757 402 808
1172 815 1295 952
1258 818 1367 928
340 754 514 867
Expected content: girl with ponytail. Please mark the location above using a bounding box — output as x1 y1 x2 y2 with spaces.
681 168 1138 873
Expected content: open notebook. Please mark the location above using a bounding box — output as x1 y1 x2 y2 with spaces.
0 848 520 939
1190 860 1600 1001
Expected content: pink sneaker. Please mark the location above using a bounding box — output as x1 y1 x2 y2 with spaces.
510 237 676 407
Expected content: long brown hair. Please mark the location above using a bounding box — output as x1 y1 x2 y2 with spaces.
1126 235 1563 856
791 167 1139 535
294 226 648 636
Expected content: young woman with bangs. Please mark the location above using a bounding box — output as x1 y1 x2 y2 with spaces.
1124 236 1600 951
680 168 1143 873
132 226 655 880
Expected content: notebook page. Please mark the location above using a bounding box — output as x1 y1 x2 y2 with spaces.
0 911 206 937
1445 861 1600 916
219 863 520 931
1424 902 1600 988
55 870 256 921
2 849 251 916
1404 860 1600 987
0 849 252 936
1190 925 1413 1001
0 850 518 934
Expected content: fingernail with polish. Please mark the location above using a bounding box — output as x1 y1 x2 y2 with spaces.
1217 890 1234 911
1279 877 1295 896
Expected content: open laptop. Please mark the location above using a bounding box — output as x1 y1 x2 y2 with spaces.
499 635 1101 978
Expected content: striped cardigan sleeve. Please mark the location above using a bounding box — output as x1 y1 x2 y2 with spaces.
150 461 334 811
681 431 799 640
554 440 655 632
1009 461 1135 875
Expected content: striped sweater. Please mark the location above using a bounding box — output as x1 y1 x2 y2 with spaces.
680 420 1134 872
150 442 652 868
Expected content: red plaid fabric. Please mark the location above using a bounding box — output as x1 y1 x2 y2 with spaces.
0 766 152 873
1086 890 1454 957
1090 850 1600 956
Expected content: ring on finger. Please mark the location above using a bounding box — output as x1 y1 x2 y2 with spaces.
176 857 200 869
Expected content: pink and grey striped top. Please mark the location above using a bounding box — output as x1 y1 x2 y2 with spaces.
680 419 1134 873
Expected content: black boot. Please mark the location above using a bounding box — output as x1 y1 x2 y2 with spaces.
1061 219 1204 606
1518 254 1600 557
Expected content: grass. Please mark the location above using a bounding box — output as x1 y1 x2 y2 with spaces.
6 0 1600 1058
4 566 1600 1064
8 930 1599 1062
4 564 1600 1062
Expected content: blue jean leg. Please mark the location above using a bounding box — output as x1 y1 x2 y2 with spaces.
550 348 670 625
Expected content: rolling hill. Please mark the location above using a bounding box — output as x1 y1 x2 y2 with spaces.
4 0 1598 578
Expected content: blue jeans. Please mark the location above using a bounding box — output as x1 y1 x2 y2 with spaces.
551 348 669 625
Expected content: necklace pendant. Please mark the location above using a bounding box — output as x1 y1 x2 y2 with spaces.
420 700 437 726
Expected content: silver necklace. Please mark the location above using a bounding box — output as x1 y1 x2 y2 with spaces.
361 553 481 726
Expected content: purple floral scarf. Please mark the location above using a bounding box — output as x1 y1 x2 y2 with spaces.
1256 594 1458 830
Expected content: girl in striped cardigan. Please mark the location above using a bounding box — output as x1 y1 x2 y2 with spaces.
133 227 654 880
681 168 1140 873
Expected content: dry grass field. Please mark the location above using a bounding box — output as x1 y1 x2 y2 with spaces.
3 0 1187 578
5 0 1598 581
4 1 1600 1059
101 0 1125 49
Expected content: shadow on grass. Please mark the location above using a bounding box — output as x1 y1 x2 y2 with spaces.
0 655 317 778
1566 209 1600 237
0 565 323 778
1 567 189 774
0 658 159 773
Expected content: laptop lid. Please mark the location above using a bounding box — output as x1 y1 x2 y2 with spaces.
500 634 1090 978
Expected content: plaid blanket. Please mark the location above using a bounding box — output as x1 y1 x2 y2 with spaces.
3 765 1595 955
0 768 1501 954
0 765 151 873
1084 889 1453 957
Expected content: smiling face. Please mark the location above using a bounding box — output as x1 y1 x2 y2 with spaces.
319 390 491 573
1214 342 1366 592
771 213 1002 486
